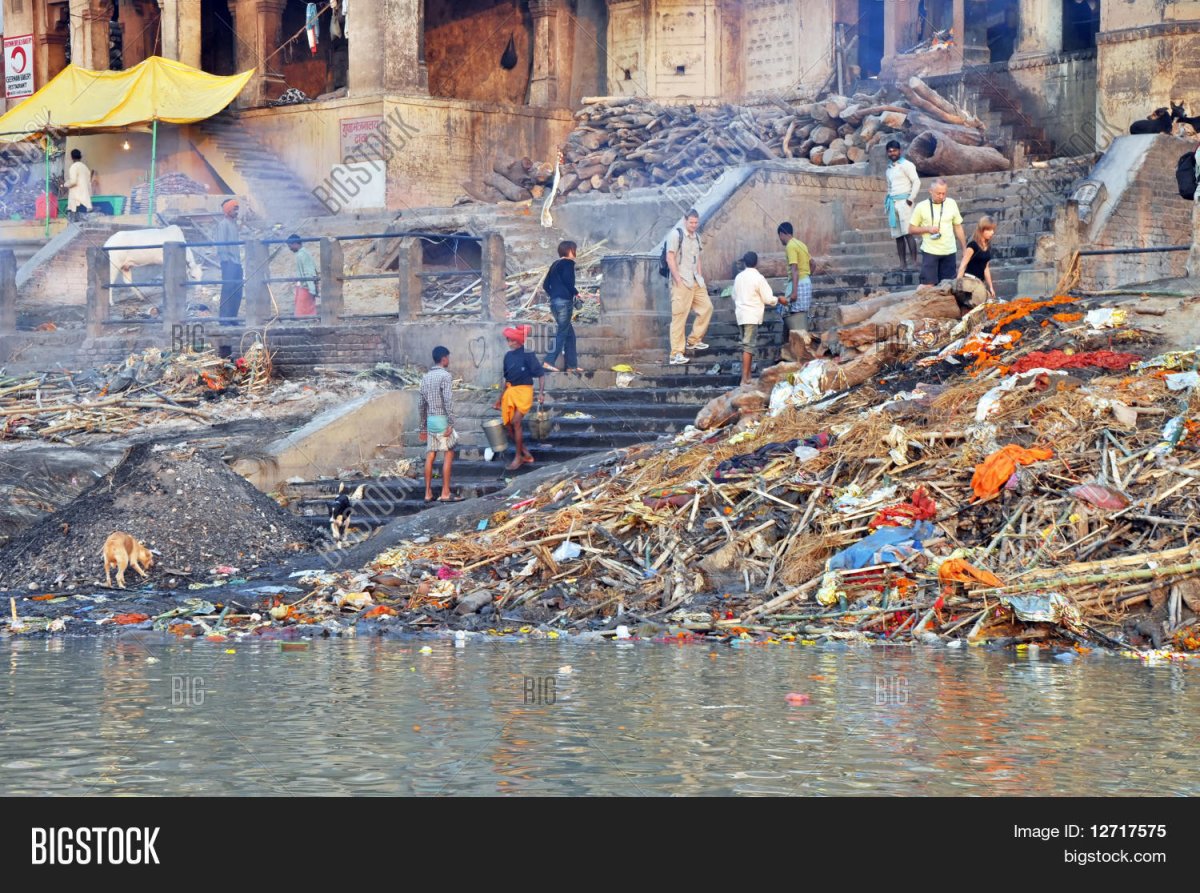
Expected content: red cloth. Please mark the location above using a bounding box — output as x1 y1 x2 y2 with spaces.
870 486 937 528
295 286 316 316
1009 349 1141 375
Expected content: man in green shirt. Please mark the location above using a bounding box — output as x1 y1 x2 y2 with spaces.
776 222 812 345
287 234 318 316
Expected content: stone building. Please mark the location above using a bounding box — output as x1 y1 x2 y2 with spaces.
0 1 1197 211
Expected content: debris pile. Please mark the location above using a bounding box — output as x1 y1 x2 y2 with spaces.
10 293 1200 660
0 441 316 593
0 343 272 444
534 76 1005 200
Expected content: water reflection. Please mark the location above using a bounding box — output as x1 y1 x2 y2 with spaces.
0 639 1195 796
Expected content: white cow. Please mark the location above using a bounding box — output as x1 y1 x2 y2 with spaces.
103 225 204 303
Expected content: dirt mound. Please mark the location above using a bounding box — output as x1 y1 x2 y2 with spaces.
0 442 317 592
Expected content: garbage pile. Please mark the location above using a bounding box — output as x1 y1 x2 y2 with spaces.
0 343 272 444
9 293 1200 659
0 441 316 594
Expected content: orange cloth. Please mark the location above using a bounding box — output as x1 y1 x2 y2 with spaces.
971 444 1054 500
500 383 533 426
938 558 1004 589
294 286 316 316
870 486 937 528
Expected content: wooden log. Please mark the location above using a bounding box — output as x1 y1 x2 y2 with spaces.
879 110 908 129
461 180 506 204
494 154 533 184
904 76 983 128
859 114 882 140
843 104 910 126
847 146 866 163
823 94 850 119
834 288 962 348
824 149 850 165
795 138 815 158
810 125 837 145
557 172 579 194
836 289 916 326
904 111 985 146
590 174 605 190
828 137 848 155
483 171 533 202
576 179 592 194
906 130 1010 176
809 146 825 165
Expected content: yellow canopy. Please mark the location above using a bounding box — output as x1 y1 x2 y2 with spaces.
0 56 255 141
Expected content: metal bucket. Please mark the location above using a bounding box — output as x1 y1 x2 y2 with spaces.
528 407 553 441
482 418 509 453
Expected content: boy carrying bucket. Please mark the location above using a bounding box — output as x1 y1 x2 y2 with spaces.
495 325 544 471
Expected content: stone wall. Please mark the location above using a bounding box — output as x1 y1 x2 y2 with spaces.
426 0 532 105
239 95 574 211
696 164 881 279
1097 6 1200 139
1062 134 1196 291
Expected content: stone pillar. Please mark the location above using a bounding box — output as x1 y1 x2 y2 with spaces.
319 237 344 325
69 0 112 70
958 0 990 65
529 0 567 107
480 233 507 322
349 0 427 97
396 239 423 320
598 255 666 351
86 248 110 338
243 239 269 326
1013 0 1063 60
0 250 16 336
1188 195 1200 280
881 0 923 78
161 242 188 336
160 0 203 69
234 0 286 106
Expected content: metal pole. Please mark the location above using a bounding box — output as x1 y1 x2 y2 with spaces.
147 119 158 225
43 135 51 238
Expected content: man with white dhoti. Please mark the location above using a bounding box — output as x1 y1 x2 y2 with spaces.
884 140 921 271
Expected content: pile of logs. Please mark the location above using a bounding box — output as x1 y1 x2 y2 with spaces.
462 155 558 204
492 76 1005 200
819 284 963 356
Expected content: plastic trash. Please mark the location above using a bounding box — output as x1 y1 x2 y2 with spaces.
614 624 631 639
1165 371 1200 391
785 692 810 705
1068 483 1130 511
418 645 433 654
1084 307 1127 329
454 630 466 648
792 445 820 462
552 540 583 562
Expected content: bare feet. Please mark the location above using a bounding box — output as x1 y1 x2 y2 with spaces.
505 459 523 471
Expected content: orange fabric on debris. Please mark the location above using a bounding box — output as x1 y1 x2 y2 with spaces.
938 558 1004 589
985 295 1075 333
870 486 937 528
1052 311 1083 323
113 613 150 625
362 605 398 619
971 444 1054 500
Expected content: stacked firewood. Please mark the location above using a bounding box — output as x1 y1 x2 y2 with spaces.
461 154 558 204
463 77 1003 202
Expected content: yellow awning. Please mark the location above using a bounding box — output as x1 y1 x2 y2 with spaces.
0 56 255 141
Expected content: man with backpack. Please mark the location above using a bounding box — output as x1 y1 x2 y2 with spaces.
662 209 711 365
1186 141 1200 278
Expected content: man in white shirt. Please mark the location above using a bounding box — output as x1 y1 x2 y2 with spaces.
732 251 778 385
65 149 92 222
884 140 920 270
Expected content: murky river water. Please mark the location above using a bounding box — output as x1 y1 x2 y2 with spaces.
1 637 1197 796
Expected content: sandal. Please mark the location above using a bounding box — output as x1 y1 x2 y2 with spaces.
541 362 560 372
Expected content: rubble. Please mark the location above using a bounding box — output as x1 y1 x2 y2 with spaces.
8 291 1200 662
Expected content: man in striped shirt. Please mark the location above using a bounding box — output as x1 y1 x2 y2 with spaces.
419 346 458 501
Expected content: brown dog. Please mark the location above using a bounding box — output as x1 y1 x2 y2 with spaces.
102 532 155 589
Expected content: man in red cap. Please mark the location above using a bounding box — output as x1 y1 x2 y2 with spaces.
495 325 543 471
214 198 243 326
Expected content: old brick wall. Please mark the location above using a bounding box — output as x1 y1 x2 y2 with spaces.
698 166 883 278
426 0 532 105
1078 135 1195 291
1098 11 1200 138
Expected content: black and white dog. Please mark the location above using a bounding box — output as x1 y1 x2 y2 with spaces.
329 483 365 543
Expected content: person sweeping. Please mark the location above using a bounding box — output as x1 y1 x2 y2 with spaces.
495 326 544 472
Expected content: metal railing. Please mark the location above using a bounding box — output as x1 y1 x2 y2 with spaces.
84 229 505 337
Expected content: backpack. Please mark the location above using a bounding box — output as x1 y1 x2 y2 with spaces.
1177 150 1197 201
659 227 700 278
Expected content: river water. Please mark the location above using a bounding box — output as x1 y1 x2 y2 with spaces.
1 637 1196 796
